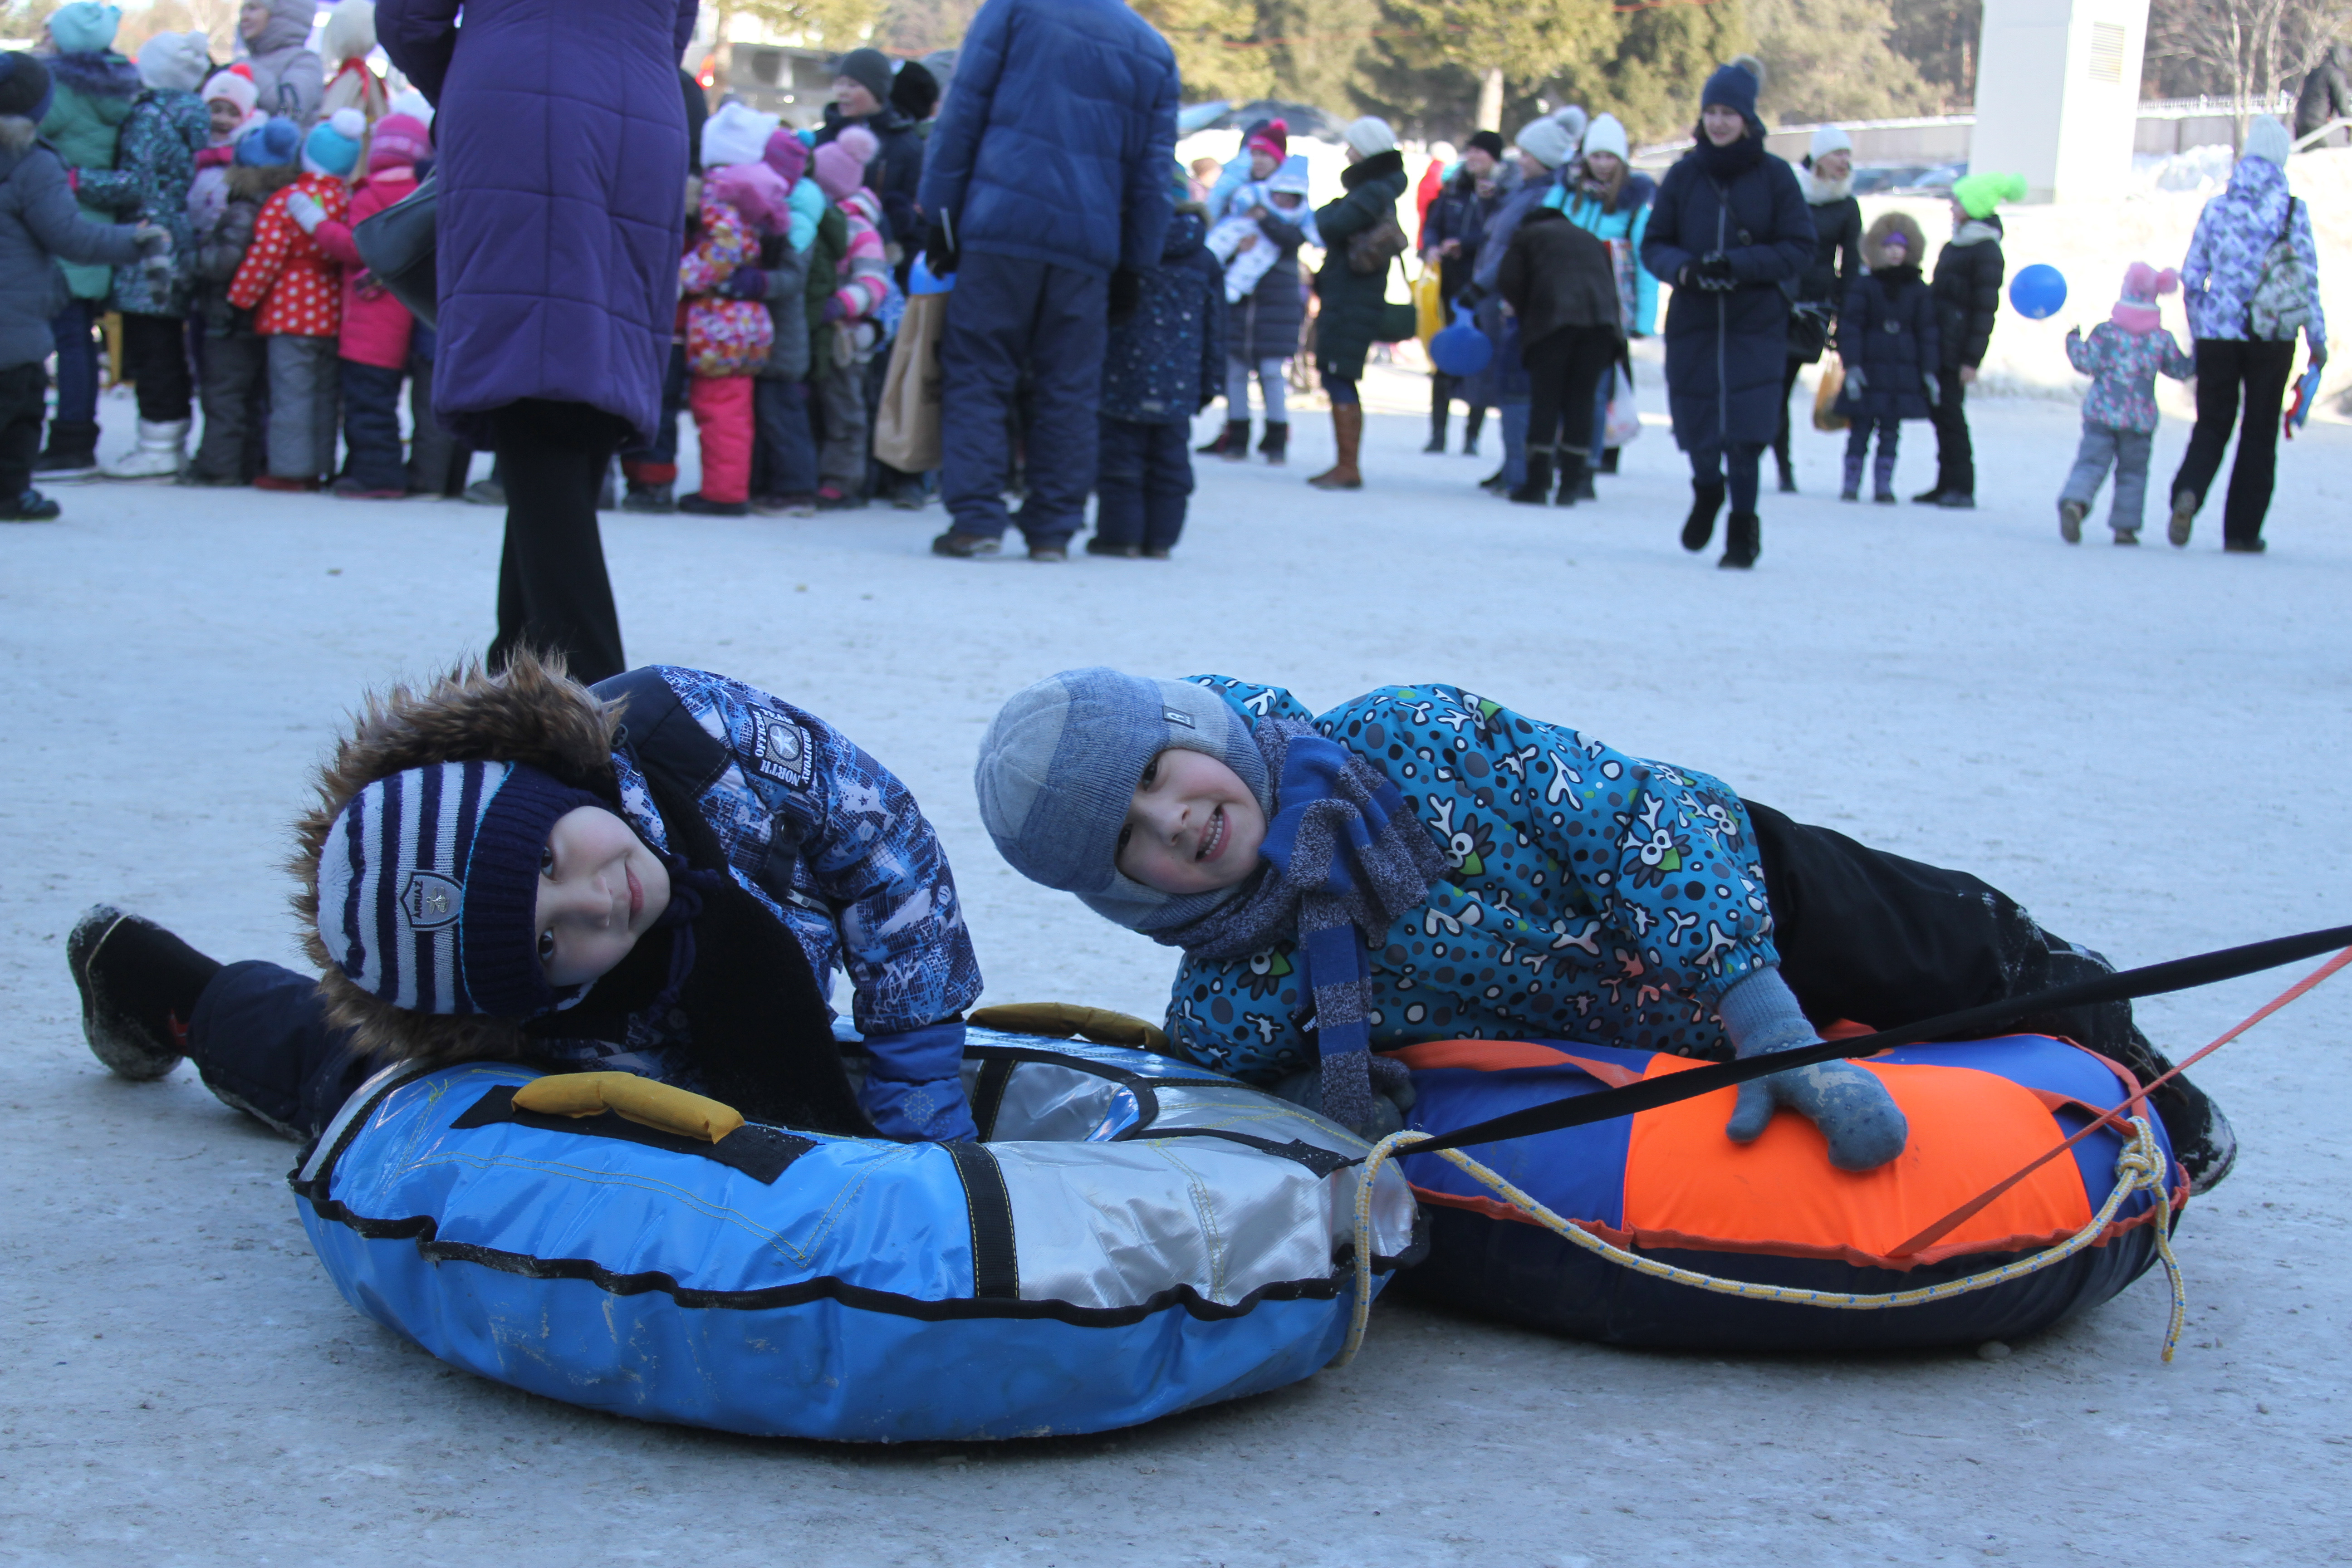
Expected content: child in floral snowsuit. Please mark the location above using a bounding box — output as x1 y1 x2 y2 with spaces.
676 166 778 516
2058 262 2195 544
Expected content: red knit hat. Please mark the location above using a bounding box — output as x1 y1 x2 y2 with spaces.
1246 118 1287 162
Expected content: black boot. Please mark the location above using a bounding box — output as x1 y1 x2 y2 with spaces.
1553 449 1588 507
1219 418 1250 462
1508 448 1554 504
1462 406 1484 456
1259 421 1289 466
34 419 101 478
1718 510 1760 569
1478 466 1509 494
1597 446 1619 475
1681 482 1726 551
67 906 221 1081
1424 403 1448 454
1840 453 1864 501
1772 438 1797 493
1196 420 1235 456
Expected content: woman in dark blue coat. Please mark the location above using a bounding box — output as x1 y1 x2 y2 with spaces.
1640 59 1815 569
378 0 696 683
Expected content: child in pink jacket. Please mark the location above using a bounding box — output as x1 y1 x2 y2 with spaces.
306 112 429 497
676 163 781 515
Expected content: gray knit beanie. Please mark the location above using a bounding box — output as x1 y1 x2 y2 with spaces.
975 669 1271 934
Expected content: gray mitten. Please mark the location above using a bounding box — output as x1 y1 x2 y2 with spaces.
1716 968 1907 1172
1272 1056 1416 1140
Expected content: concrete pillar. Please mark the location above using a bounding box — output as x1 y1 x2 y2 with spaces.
1968 0 2150 203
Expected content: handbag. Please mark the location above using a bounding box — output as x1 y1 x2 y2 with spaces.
873 291 946 472
2247 197 2316 341
1347 211 1408 276
1373 256 1417 343
352 170 438 329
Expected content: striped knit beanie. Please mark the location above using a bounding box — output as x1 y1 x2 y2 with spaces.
315 761 601 1017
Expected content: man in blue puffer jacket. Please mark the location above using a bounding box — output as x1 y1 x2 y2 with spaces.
919 0 1179 562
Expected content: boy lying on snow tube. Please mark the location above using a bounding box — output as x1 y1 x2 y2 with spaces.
68 655 984 1147
974 671 2236 1191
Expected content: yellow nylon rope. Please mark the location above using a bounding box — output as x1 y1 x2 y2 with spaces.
1334 1117 2185 1367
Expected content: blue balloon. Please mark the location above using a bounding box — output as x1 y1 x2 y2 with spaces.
2009 263 2067 320
1430 320 1493 377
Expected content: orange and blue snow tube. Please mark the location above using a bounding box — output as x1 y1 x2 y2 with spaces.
1384 1033 2184 1351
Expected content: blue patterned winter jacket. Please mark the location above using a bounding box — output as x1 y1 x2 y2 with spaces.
1161 678 1781 1085
564 667 984 1137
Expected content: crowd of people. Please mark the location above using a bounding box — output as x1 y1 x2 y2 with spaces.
1391 59 2328 565
0 0 2327 587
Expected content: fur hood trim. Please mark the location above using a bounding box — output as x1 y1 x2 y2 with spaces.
289 652 622 1066
1864 210 1926 271
225 161 299 200
49 49 143 101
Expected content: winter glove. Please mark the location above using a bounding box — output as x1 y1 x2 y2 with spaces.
857 1021 980 1142
1681 252 1737 292
283 192 325 234
1107 267 1142 323
721 266 768 300
1271 1058 1417 1142
1717 969 1907 1172
923 214 958 277
819 296 848 323
1922 372 1940 407
131 220 171 255
1843 364 1867 391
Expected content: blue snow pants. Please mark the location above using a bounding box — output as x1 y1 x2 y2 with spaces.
938 251 1107 545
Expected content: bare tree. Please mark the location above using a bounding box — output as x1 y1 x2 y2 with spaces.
2148 0 2352 142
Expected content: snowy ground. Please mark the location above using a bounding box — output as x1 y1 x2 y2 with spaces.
5 371 2351 1565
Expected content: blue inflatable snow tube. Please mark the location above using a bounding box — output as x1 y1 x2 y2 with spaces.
291 1028 1422 1441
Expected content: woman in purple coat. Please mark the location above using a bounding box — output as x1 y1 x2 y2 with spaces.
377 0 696 684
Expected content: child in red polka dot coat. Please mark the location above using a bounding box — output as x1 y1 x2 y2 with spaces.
227 108 362 490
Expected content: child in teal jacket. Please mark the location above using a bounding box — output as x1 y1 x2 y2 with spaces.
974 669 2237 1190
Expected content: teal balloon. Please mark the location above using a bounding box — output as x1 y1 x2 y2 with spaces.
2009 264 2067 320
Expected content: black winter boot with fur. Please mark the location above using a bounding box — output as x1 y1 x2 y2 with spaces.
68 906 221 1080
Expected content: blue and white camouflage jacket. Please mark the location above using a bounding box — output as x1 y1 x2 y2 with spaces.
561 667 984 1138
1162 678 1780 1085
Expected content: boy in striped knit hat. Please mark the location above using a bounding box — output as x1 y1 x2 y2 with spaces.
67 654 984 1147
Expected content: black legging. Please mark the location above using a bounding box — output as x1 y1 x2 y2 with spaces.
1774 354 1805 461
120 312 194 424
2170 337 2298 545
490 398 629 685
1521 325 1617 456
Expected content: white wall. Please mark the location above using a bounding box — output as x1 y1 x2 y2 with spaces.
1970 0 2151 203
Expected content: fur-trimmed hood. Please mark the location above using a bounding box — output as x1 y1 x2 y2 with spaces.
48 49 143 102
289 653 621 1067
1864 210 1925 273
225 161 299 201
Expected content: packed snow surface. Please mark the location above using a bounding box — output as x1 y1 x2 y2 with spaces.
5 375 2349 1564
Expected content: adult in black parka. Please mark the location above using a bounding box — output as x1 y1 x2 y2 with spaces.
1640 58 1814 569
1775 124 1863 492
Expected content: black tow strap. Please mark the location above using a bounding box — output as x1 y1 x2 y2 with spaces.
1392 923 2352 1158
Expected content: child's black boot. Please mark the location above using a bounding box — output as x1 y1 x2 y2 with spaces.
1840 453 1863 501
1258 421 1288 465
1553 449 1588 507
1508 446 1553 504
68 906 222 1081
1872 448 1899 504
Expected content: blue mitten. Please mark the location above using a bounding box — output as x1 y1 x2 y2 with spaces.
1716 969 1907 1172
858 1020 979 1142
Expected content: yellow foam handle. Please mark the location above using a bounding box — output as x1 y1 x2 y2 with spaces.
512 1072 745 1144
967 1002 1170 1055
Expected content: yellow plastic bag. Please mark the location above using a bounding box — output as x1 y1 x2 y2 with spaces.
1812 362 1849 433
1413 266 1445 347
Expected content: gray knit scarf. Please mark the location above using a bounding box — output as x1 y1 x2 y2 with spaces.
1156 720 1451 1131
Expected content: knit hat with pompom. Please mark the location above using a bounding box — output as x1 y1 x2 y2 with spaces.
2112 261 2180 333
813 123 877 201
303 108 368 179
